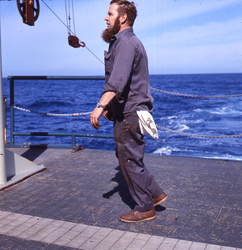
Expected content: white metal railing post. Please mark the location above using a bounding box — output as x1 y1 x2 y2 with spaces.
0 10 7 184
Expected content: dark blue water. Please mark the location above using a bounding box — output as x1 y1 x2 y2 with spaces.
2 73 242 160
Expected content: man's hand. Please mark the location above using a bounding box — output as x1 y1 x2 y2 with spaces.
90 107 104 129
90 92 116 129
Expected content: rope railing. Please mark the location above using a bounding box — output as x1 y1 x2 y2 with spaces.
14 106 91 117
150 87 242 137
14 105 242 138
156 125 242 138
151 87 242 98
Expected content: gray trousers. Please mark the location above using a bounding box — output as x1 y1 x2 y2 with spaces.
113 112 163 212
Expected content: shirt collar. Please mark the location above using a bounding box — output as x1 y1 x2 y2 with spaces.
111 27 133 43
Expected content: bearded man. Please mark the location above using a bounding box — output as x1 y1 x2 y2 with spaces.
90 0 167 223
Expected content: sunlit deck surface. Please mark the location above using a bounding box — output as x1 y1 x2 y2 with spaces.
0 147 241 249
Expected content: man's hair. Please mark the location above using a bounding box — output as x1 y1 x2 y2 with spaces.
110 0 137 27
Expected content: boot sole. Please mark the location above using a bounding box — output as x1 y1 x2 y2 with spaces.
154 195 168 206
119 215 156 223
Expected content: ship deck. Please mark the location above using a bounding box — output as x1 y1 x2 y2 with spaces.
0 147 241 249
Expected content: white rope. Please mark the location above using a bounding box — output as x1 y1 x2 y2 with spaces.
14 106 242 138
151 87 242 98
14 106 91 117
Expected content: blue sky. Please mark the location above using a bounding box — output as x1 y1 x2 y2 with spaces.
0 0 242 77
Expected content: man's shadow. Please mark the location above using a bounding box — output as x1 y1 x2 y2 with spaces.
103 166 166 212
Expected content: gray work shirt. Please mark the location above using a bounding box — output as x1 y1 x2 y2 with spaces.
103 28 154 119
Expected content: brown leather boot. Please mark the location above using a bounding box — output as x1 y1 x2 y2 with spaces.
119 209 156 223
153 192 168 206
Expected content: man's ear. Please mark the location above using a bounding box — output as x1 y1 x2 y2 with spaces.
119 13 128 25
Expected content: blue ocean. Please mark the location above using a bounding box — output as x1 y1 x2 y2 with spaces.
2 73 242 161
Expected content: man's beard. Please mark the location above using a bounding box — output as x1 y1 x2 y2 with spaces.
102 17 121 43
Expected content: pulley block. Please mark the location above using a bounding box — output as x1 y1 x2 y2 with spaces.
68 35 85 48
17 0 40 26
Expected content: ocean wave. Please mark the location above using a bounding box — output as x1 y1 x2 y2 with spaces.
167 116 178 120
153 146 186 155
194 106 242 116
4 74 242 161
153 146 242 161
193 119 205 124
175 124 190 132
206 154 242 161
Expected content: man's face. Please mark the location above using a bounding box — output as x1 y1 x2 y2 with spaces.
102 3 121 43
105 3 119 30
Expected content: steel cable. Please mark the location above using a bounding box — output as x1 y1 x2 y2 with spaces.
41 0 104 65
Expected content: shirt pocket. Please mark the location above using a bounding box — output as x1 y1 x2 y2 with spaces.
104 51 112 78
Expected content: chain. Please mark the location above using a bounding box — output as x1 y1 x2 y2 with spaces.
151 88 242 98
151 87 242 137
14 106 242 138
156 125 242 138
14 106 91 117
